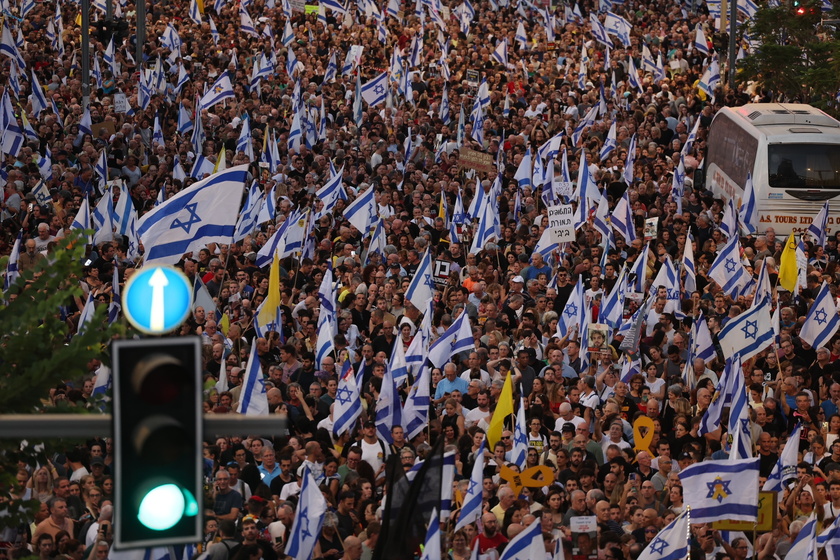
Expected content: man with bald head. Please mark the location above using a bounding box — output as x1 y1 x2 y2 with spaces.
341 536 363 560
20 238 45 272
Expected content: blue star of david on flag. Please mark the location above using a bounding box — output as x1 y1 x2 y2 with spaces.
649 537 669 555
724 258 737 273
171 202 202 233
706 476 732 503
336 385 353 405
298 508 312 539
740 319 758 340
815 309 828 325
565 303 578 318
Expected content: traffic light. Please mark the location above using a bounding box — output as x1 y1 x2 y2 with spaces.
112 337 203 549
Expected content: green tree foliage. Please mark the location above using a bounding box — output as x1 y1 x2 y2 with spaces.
0 231 124 534
0 231 124 413
738 0 840 112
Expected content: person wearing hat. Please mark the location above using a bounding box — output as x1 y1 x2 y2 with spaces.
89 457 106 486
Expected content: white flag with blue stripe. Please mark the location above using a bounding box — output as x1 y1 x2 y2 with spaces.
800 281 840 350
739 172 758 235
763 422 801 493
708 233 749 297
343 184 377 235
334 360 362 436
819 513 840 560
136 165 248 266
717 296 773 362
498 516 544 560
427 307 474 368
680 457 759 523
512 393 528 468
807 202 829 247
198 72 235 110
788 514 818 560
405 249 434 310
286 467 328 560
361 72 388 107
455 438 485 531
4 231 21 290
375 352 402 444
691 311 716 363
556 276 586 339
237 341 269 415
403 362 431 439
636 510 689 560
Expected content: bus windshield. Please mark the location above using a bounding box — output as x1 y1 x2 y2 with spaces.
768 143 840 189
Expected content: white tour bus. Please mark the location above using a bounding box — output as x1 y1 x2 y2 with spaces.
705 103 840 235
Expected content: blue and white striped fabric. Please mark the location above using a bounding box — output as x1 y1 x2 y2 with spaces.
739 172 758 235
30 69 49 118
636 510 690 560
427 307 474 368
691 311 716 363
556 276 586 339
137 166 248 266
600 266 627 329
682 235 696 294
198 72 235 110
511 393 528 468
405 299 433 377
612 190 636 243
403 363 431 439
419 507 441 560
514 148 532 192
728 355 752 460
801 282 840 350
455 438 485 531
343 184 377 235
361 72 388 107
286 468 328 560
709 233 749 297
498 515 543 560
333 360 362 437
375 353 402 444
808 202 829 247
764 422 801 493
237 342 268 415
699 354 740 436
787 514 817 560
680 457 759 523
718 297 774 361
77 292 96 335
405 249 434 310
4 232 21 290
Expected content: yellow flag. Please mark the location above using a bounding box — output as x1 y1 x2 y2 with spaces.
219 312 230 336
197 0 205 13
779 232 798 292
213 146 227 174
487 372 514 449
257 250 281 329
438 195 446 220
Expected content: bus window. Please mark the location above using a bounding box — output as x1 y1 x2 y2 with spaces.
768 144 840 189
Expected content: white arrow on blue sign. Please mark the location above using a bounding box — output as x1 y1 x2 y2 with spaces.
123 265 194 335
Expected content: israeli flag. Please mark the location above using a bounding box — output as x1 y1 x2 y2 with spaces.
717 297 774 362
455 438 485 531
137 165 249 265
286 468 328 560
635 510 689 560
405 249 434 310
708 233 749 297
427 307 473 368
498 513 544 560
4 232 21 290
333 360 362 436
403 363 431 439
680 457 759 523
361 72 388 107
237 341 269 415
343 183 377 235
807 202 829 247
800 281 840 350
198 72 235 110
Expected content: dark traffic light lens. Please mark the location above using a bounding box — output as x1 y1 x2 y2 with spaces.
131 354 189 405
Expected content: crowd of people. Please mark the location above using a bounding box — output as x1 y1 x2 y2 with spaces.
3 0 839 558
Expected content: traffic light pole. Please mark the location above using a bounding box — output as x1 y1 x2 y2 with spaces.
0 414 286 438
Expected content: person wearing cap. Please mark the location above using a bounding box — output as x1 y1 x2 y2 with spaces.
89 458 106 486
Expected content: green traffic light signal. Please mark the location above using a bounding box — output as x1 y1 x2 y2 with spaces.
137 483 199 531
112 337 203 549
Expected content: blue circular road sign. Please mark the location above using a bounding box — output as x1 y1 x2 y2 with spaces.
123 265 193 334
